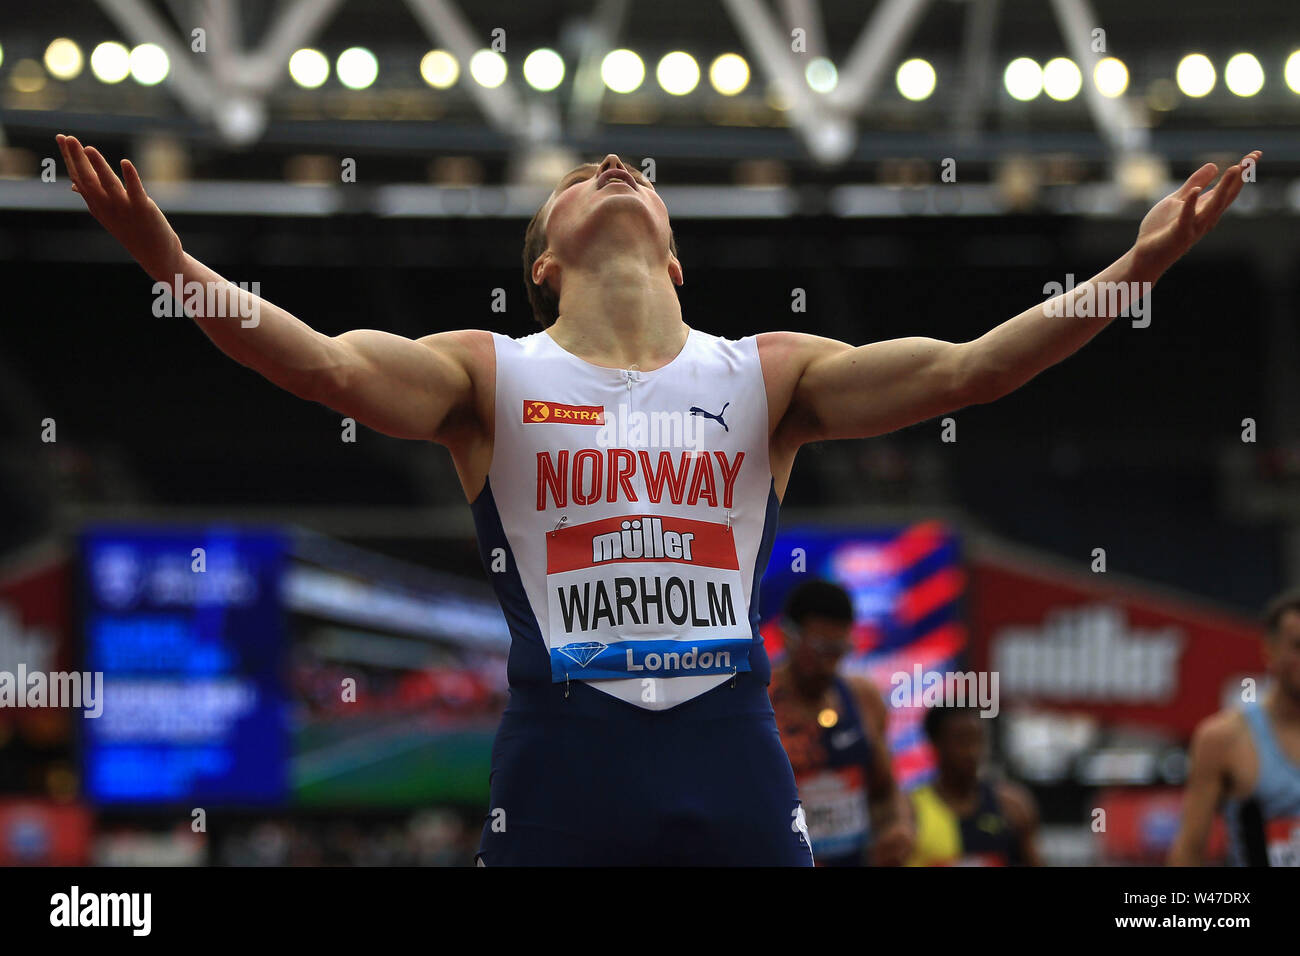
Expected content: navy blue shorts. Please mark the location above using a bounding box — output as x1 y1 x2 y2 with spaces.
475 674 814 866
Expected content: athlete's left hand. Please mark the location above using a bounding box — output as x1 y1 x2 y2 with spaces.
1131 150 1260 279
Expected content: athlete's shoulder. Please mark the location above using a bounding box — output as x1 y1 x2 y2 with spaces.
845 674 888 734
411 328 496 377
755 332 854 393
756 330 851 358
688 326 760 355
909 782 938 806
486 328 547 349
1190 707 1251 763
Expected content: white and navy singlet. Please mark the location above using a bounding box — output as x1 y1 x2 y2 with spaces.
470 327 814 865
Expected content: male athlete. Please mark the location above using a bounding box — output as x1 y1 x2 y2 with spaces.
55 133 1258 865
907 705 1040 866
768 579 912 865
1169 588 1300 866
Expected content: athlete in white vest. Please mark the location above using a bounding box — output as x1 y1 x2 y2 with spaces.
56 133 1258 865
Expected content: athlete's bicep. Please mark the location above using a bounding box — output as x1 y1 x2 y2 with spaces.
1168 720 1231 865
321 328 486 442
775 332 981 446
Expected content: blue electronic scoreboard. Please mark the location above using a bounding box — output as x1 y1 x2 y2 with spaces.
80 526 289 806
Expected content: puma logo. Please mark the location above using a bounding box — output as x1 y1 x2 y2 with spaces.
688 402 729 432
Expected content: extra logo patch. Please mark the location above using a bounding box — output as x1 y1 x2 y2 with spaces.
523 400 605 425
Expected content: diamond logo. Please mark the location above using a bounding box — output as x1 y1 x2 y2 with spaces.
557 641 608 667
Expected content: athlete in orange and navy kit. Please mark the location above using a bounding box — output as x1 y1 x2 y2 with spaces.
907 705 1040 866
1169 588 1300 866
769 580 912 865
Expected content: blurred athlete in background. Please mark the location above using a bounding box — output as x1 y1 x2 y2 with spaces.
907 705 1040 866
768 579 912 865
1169 588 1300 866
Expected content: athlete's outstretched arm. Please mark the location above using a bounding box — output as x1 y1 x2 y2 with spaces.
56 134 481 443
773 152 1260 447
1168 715 1232 866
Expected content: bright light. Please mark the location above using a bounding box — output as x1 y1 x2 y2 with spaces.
1004 57 1043 101
129 43 169 85
805 56 837 93
90 41 130 83
44 38 83 80
288 48 329 89
896 58 936 101
469 50 507 88
523 48 564 91
709 53 749 95
1224 52 1263 97
1287 51 1300 94
1094 57 1129 97
1176 53 1215 97
10 59 46 93
656 51 699 95
0 42 4 70
601 49 644 93
336 47 378 90
1043 57 1082 100
421 50 458 89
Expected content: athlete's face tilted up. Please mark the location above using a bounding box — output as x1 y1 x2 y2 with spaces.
524 154 683 328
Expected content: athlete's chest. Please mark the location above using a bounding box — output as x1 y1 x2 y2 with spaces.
507 358 764 515
1227 717 1300 800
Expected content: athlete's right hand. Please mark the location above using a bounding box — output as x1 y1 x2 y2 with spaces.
56 134 184 281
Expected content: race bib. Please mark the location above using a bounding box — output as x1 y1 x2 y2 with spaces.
796 767 869 859
1266 817 1300 867
545 514 752 681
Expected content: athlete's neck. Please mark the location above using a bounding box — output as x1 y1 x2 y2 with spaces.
548 256 686 370
934 774 979 808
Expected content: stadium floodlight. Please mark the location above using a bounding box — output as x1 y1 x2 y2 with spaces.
1176 53 1215 97
469 50 507 88
1043 57 1082 101
1004 57 1043 101
129 43 169 86
1093 57 1129 98
45 38 83 80
601 49 645 93
805 57 837 94
337 47 378 90
1287 50 1300 94
288 48 329 89
656 52 700 96
421 50 458 89
1224 53 1263 97
90 41 130 83
896 58 936 101
10 59 46 93
709 53 749 95
523 48 564 91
